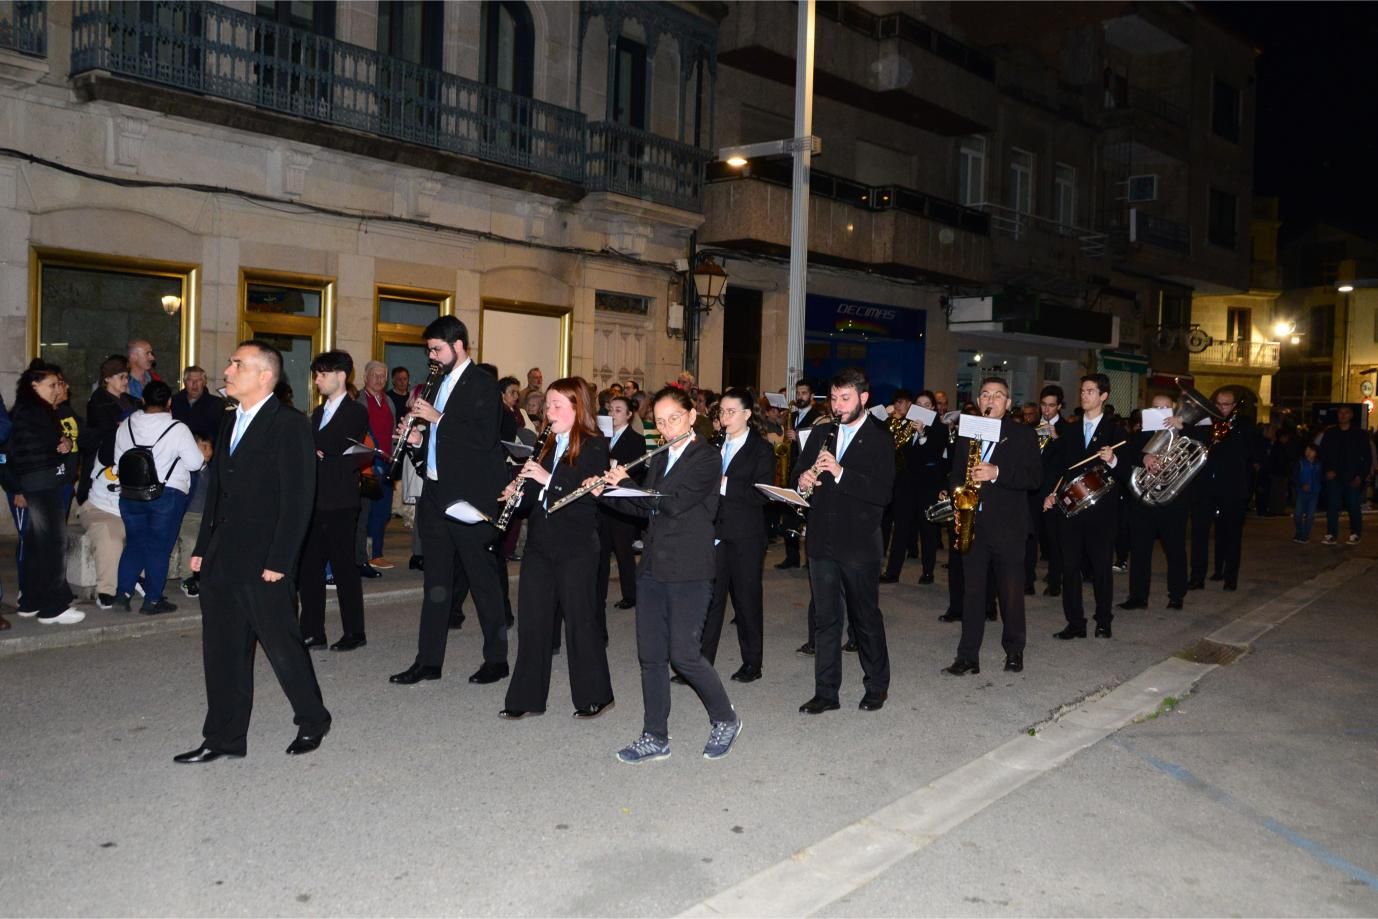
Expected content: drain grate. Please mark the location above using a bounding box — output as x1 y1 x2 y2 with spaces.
1175 639 1248 666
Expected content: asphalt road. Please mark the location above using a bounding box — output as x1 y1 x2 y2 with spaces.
1 515 1375 917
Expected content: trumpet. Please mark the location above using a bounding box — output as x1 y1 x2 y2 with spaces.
494 424 553 531
388 360 444 478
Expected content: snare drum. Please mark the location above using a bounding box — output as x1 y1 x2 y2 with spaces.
1056 465 1115 517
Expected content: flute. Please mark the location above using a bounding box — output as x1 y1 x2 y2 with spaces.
546 431 692 513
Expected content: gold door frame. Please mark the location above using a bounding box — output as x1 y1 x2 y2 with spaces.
28 247 201 369
478 298 573 378
373 284 454 361
239 268 336 405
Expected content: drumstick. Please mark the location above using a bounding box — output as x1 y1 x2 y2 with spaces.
1068 440 1127 471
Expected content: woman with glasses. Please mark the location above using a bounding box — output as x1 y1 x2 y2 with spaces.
594 387 741 764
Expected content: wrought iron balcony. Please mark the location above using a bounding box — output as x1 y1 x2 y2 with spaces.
972 202 1106 258
1191 339 1281 372
586 122 710 212
0 0 46 57
69 0 586 182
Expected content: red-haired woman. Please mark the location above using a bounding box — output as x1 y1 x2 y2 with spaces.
499 377 614 719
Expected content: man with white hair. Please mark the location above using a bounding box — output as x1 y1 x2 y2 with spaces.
127 339 160 401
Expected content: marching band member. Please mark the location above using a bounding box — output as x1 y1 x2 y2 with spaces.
941 377 1041 675
1189 386 1260 591
499 378 614 720
595 395 644 622
699 388 775 682
1042 374 1128 640
1119 392 1197 610
777 379 825 570
882 390 947 585
794 368 895 714
596 387 740 764
1035 386 1069 596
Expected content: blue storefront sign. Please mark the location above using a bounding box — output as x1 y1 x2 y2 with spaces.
804 294 927 404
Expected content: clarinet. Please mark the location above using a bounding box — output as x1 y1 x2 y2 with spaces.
494 424 553 532
387 360 443 479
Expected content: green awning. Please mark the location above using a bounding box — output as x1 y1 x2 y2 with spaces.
1099 349 1150 373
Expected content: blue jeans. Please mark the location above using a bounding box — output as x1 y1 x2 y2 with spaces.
1325 481 1363 539
366 478 393 559
1294 490 1319 540
118 489 189 602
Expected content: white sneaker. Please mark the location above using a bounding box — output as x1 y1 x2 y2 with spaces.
38 608 85 625
16 608 38 618
1322 534 1337 546
1347 533 1361 545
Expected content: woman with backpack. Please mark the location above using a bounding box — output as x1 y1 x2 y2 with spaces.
10 360 83 625
112 380 204 614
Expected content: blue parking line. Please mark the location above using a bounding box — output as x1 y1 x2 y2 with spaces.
1120 742 1378 891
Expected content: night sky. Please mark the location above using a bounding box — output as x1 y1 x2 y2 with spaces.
1203 2 1378 240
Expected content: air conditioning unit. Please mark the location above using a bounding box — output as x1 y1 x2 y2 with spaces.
1127 174 1159 202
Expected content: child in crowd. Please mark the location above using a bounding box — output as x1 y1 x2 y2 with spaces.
1294 443 1322 544
178 433 214 598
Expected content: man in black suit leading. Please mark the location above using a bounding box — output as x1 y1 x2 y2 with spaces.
1042 374 1129 640
299 351 371 652
940 377 1041 676
176 340 329 762
389 316 511 686
777 378 824 570
794 368 895 714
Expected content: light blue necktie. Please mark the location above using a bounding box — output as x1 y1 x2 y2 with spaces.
981 440 994 463
319 399 337 431
229 411 248 454
836 423 855 460
426 372 456 476
544 433 568 508
665 446 682 476
721 438 735 474
1084 418 1094 446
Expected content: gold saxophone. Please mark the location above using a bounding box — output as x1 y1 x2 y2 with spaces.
773 403 793 487
950 408 992 554
888 414 916 473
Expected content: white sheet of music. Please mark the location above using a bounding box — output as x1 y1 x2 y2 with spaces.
764 391 789 409
445 500 492 524
596 416 615 437
797 428 812 451
869 405 889 421
958 414 1003 443
755 484 810 507
1141 407 1173 431
907 405 938 426
602 486 659 498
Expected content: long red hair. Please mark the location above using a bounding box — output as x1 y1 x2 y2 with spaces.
539 376 599 465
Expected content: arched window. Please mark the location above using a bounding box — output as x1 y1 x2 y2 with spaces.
480 0 534 97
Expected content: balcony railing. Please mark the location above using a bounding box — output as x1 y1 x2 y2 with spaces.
815 0 995 80
1103 84 1188 129
586 122 711 212
1194 340 1281 370
707 158 990 236
0 0 46 57
69 0 586 182
972 202 1106 257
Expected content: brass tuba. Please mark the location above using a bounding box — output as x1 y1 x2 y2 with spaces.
1129 380 1225 506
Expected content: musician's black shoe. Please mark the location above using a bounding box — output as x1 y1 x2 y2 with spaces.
858 692 887 712
469 662 510 684
1003 654 1024 673
795 641 815 656
775 559 800 570
358 564 383 579
918 573 934 584
1053 625 1087 640
879 574 899 584
1094 624 1113 639
938 611 961 623
408 555 424 571
730 665 762 683
799 696 840 715
1223 581 1237 591
1117 599 1148 610
390 663 441 684
942 658 980 676
1209 572 1225 582
613 598 636 610
330 633 366 652
985 608 998 622
572 700 614 719
1187 579 1205 590
1166 599 1184 610
842 640 858 654
302 635 328 651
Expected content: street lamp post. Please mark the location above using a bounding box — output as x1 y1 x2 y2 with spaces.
786 0 816 397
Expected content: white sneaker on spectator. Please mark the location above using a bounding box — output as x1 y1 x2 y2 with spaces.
16 608 38 618
1321 534 1337 546
1347 533 1361 545
38 608 85 626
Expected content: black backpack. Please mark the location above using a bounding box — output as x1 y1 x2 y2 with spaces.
118 418 183 501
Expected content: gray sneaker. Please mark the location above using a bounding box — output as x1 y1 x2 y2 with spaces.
616 732 671 765
703 713 742 760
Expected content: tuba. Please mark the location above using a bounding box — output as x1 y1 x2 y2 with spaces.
1129 380 1225 506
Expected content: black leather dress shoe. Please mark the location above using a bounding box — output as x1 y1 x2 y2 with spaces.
173 745 244 764
879 574 899 584
613 598 636 610
730 665 762 683
1004 654 1024 673
409 554 424 570
670 673 689 685
843 639 859 653
942 658 980 676
1166 599 1184 610
499 708 542 720
469 661 510 684
286 729 328 756
389 663 442 684
985 608 998 622
449 610 465 630
858 692 887 711
1117 600 1147 610
938 611 961 623
799 695 840 714
1053 625 1087 640
775 559 800 570
572 700 614 719
302 635 328 650
1094 624 1113 638
1187 580 1205 590
918 573 935 584
358 564 383 580
330 634 367 652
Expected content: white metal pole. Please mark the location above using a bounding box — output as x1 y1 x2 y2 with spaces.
785 0 815 394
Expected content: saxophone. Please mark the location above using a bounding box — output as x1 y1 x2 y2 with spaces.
773 404 793 487
949 408 991 554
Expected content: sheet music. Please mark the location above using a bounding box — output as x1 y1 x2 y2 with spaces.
602 486 659 498
869 405 890 421
502 441 535 459
764 392 789 409
797 428 812 451
755 484 810 508
958 414 1003 443
1141 407 1173 432
907 405 938 426
596 416 615 437
445 500 492 524
344 444 377 456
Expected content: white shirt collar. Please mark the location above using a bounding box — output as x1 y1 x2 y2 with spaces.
447 358 471 385
236 392 272 424
724 429 749 448
668 434 694 459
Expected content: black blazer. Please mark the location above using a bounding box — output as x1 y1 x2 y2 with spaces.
601 435 719 582
172 390 228 442
792 416 896 565
1201 417 1262 502
607 424 648 484
411 362 508 518
309 397 370 512
520 433 608 553
786 403 827 471
1042 414 1130 499
194 395 315 578
904 422 950 501
715 428 774 543
949 418 1042 542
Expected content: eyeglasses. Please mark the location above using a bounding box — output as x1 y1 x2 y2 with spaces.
655 412 688 426
720 408 748 418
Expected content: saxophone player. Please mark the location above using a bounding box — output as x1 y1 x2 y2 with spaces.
941 378 1041 676
794 368 895 714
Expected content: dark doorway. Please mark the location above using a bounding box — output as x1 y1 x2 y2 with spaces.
721 287 763 391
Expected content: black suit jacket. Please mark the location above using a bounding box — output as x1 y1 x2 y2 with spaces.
715 429 774 542
607 424 648 484
601 435 719 582
904 422 950 501
172 390 228 441
520 434 608 553
1042 414 1130 499
949 418 1042 542
792 416 896 565
309 397 370 512
1201 416 1262 502
194 395 315 578
411 362 508 518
